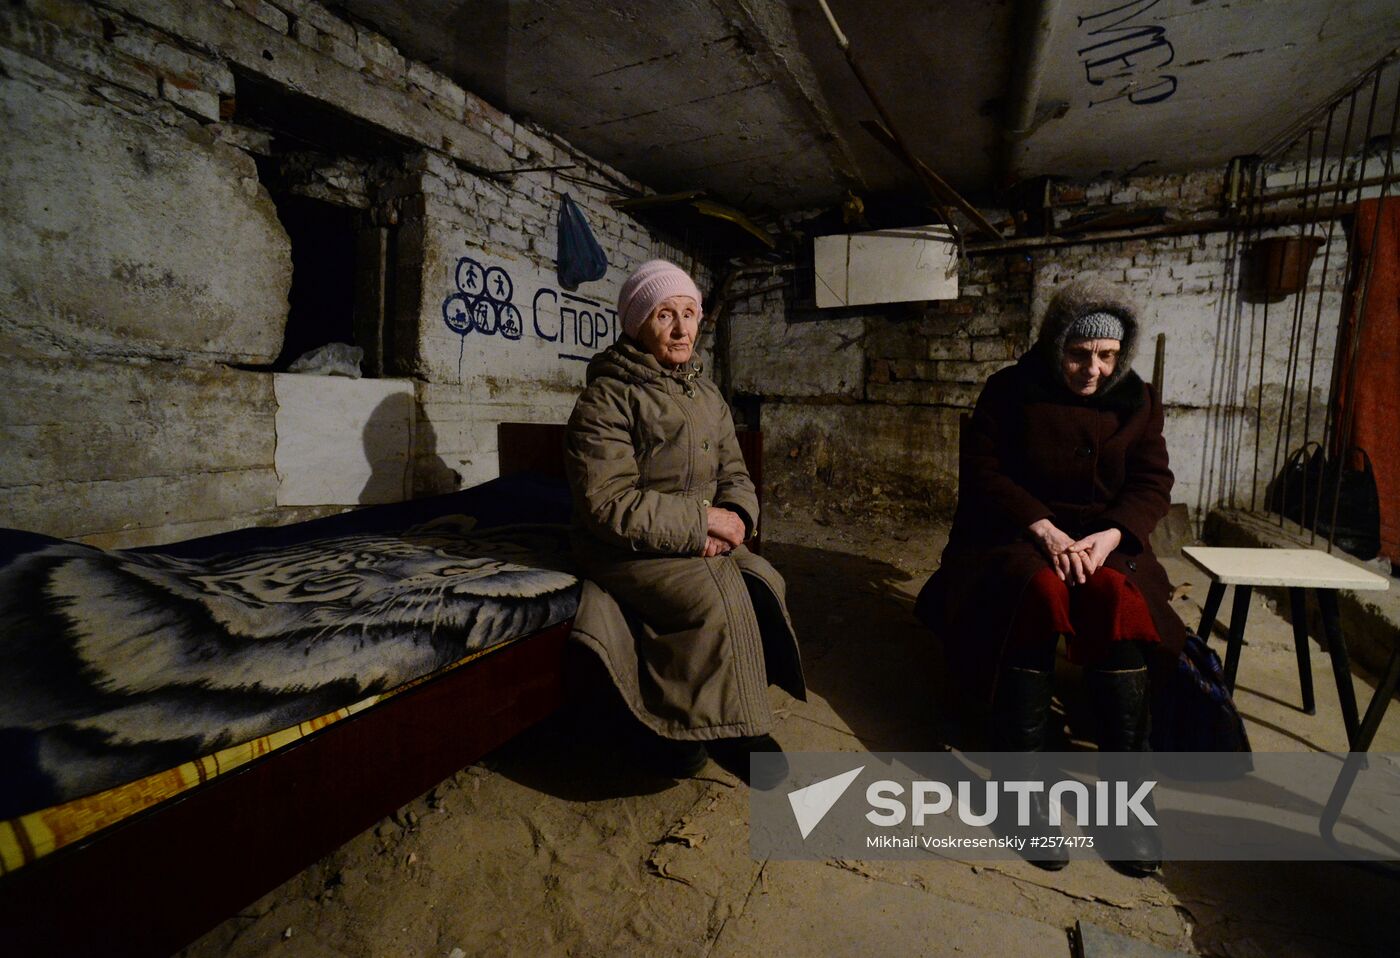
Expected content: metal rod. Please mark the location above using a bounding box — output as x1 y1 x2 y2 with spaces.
814 0 849 50
1309 81 1366 545
1218 213 1246 510
1253 302 1272 511
1237 158 1267 511
1353 645 1400 752
1277 115 1336 528
1256 47 1400 160
1040 169 1400 212
1270 127 1318 528
859 120 1003 238
1301 86 1360 545
1248 158 1271 509
814 0 954 231
492 163 578 176
1326 63 1399 553
1151 333 1165 395
1258 170 1400 204
964 202 1356 255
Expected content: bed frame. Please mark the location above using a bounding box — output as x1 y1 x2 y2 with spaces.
0 421 763 957
0 621 570 958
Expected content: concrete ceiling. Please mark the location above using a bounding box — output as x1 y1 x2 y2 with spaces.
336 0 1400 214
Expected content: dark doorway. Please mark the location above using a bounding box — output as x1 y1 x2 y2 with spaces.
270 193 360 371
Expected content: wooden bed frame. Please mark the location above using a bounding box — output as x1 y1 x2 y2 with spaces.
0 622 570 958
0 421 763 957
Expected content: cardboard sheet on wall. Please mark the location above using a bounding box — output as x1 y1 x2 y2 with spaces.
273 374 415 506
813 226 959 308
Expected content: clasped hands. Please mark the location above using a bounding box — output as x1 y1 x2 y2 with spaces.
1028 518 1121 585
704 506 746 558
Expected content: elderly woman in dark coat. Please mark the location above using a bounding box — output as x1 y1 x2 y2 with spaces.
916 277 1185 875
564 260 805 788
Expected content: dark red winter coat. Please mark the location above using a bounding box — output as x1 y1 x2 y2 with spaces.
916 343 1187 706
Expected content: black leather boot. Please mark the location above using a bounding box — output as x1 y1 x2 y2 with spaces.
629 725 708 779
711 734 788 790
1086 666 1162 877
990 666 1069 870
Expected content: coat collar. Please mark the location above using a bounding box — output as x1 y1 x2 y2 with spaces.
585 336 703 387
1014 352 1146 412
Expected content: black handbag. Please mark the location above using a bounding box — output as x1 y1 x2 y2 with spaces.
1268 441 1324 525
1268 443 1381 560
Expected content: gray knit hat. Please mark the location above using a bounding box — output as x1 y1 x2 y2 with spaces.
1065 310 1125 342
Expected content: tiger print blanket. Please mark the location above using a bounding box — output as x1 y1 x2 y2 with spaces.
0 517 580 818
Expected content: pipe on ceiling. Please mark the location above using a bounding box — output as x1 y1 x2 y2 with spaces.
1001 0 1064 183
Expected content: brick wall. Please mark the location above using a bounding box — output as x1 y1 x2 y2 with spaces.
734 162 1356 523
0 0 698 546
729 252 1033 517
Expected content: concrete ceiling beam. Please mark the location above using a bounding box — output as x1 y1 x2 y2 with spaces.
1001 0 1064 184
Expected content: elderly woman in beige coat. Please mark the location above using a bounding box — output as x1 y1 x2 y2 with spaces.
564 260 805 786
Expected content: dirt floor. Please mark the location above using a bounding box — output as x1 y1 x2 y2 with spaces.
181 514 1400 958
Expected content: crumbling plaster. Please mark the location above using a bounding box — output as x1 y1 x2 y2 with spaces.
0 50 290 364
0 0 699 546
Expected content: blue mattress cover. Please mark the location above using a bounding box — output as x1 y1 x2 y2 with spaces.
0 474 578 818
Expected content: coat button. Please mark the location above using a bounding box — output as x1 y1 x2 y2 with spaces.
1075 445 1093 458
1127 559 1138 572
701 439 711 451
701 498 711 508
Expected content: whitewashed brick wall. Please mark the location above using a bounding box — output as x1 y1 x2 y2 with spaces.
734 163 1357 522
0 0 704 544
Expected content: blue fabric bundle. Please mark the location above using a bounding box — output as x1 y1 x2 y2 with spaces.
556 192 608 291
1151 633 1253 769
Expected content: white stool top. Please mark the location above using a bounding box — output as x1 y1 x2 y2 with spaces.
1182 546 1391 591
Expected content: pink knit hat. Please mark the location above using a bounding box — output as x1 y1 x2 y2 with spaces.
617 259 704 338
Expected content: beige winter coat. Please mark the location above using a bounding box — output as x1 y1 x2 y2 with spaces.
564 337 805 740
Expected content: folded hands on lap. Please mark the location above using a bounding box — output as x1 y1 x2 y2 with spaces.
704 507 746 558
1027 518 1123 584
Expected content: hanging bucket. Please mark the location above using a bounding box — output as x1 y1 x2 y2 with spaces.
1247 235 1325 299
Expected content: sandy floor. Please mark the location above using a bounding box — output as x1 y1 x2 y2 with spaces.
181 515 1400 958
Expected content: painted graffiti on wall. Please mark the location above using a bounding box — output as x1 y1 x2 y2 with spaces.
440 248 619 368
443 257 524 341
1076 0 1178 108
530 288 618 362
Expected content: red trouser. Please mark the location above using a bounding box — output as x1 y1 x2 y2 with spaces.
1007 566 1161 667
